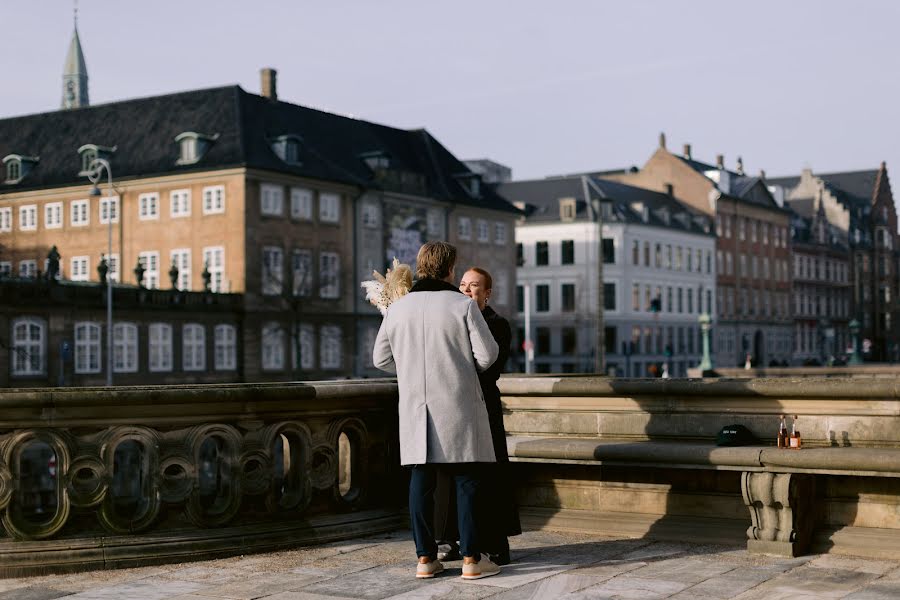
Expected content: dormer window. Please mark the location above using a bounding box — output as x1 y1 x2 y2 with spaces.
559 198 577 221
77 144 116 176
174 132 219 166
359 150 391 171
271 135 303 165
2 155 38 184
454 172 482 198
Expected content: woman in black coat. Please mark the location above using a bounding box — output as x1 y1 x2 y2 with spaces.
434 267 521 564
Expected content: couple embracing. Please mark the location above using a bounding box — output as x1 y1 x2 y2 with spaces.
373 241 520 581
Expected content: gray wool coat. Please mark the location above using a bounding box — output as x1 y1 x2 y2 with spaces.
373 283 499 466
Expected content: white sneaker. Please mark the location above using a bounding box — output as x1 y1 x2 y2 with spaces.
461 553 500 580
416 558 444 578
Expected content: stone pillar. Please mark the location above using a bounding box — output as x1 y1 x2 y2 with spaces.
741 471 815 557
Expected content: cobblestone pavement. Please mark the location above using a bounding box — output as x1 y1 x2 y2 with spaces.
2 530 900 599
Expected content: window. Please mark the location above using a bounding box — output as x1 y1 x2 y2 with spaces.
11 318 45 375
319 192 341 222
687 288 694 313
81 148 97 174
5 159 20 183
290 187 313 220
18 205 37 231
0 262 10 277
149 323 173 372
427 210 443 237
559 198 576 221
536 327 551 354
170 189 191 218
170 249 191 291
18 260 37 278
71 256 90 281
182 324 206 371
561 240 574 265
643 242 650 266
632 240 639 265
261 322 286 370
632 283 640 311
361 202 380 228
113 323 138 373
44 202 63 229
536 284 550 312
214 324 237 371
319 251 340 299
654 243 662 268
320 325 343 369
675 247 683 270
604 282 616 310
139 193 159 220
262 246 284 295
536 241 549 266
0 207 10 232
457 216 472 240
260 184 284 216
138 251 160 289
202 185 225 215
562 328 577 355
294 323 316 370
476 219 490 242
724 216 732 238
99 196 119 224
179 137 197 163
74 322 102 374
199 246 224 292
738 217 745 241
516 285 524 313
494 222 507 245
292 249 313 297
561 283 576 312
71 199 89 226
602 238 615 264
106 253 120 283
605 326 617 355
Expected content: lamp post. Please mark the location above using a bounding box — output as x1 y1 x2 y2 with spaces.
697 312 713 373
87 158 114 386
848 318 862 365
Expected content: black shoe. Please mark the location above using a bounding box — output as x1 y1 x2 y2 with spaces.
488 551 511 566
437 541 461 562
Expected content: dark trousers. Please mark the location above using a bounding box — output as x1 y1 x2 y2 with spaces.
409 463 482 560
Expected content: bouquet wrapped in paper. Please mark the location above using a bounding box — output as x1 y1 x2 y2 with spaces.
361 258 413 316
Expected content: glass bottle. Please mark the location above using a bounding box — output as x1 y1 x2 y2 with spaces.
777 415 787 449
789 415 802 449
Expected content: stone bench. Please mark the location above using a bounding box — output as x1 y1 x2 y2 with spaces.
498 376 900 559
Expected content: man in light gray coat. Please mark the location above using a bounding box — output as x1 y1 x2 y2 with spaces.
373 241 501 580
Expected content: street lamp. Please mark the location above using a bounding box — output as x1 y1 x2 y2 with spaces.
697 312 713 373
86 158 114 386
848 318 862 366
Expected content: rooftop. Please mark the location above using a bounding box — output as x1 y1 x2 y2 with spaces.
3 529 898 599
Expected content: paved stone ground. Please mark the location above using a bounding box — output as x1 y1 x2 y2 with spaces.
1 529 899 599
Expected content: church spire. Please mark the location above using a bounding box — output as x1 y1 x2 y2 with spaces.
62 1 89 109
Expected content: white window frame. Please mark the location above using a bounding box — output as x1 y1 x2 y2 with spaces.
19 260 37 278
99 196 119 224
0 207 11 232
290 187 313 220
202 246 225 292
476 219 490 243
113 322 139 373
170 189 191 218
71 199 89 227
0 261 10 276
457 216 472 240
182 323 206 371
260 183 284 216
319 251 340 299
262 246 284 295
44 202 63 229
138 251 160 289
320 325 343 369
261 322 286 371
71 256 90 281
214 324 237 371
139 193 159 221
319 192 341 223
74 321 102 374
293 323 316 370
18 204 37 231
11 317 46 376
494 222 507 245
361 201 380 228
202 185 225 215
148 323 173 372
427 209 443 237
170 248 191 291
292 248 313 297
106 253 120 283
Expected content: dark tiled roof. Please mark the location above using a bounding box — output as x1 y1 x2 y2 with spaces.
0 86 517 213
768 169 880 209
497 176 712 235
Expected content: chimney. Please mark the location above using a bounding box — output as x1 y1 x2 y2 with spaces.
716 154 724 169
261 68 278 101
665 183 674 196
759 169 766 181
736 156 745 176
659 132 666 149
683 144 692 159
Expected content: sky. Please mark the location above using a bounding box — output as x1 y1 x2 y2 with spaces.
3 0 900 183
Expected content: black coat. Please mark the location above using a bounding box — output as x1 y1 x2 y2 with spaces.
479 306 512 463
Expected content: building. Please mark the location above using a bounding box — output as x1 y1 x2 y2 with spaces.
463 159 512 184
602 136 793 367
0 33 519 386
769 165 898 362
498 175 715 376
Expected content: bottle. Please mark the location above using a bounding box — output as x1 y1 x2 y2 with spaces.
777 415 787 448
789 415 801 449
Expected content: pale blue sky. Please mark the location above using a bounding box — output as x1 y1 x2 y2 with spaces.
3 0 899 183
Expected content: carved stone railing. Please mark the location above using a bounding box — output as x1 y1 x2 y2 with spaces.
0 380 404 576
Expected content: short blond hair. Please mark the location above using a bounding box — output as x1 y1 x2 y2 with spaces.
416 242 457 280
